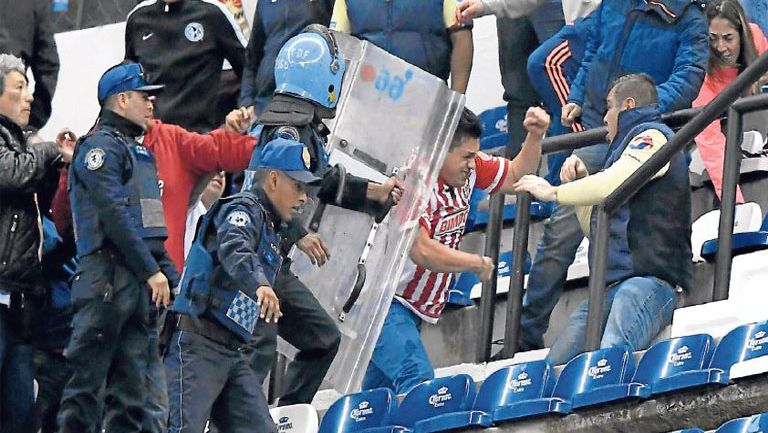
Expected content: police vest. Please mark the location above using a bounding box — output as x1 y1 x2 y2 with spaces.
69 130 167 256
591 110 693 290
173 192 283 342
346 0 452 80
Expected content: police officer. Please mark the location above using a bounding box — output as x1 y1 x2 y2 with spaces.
228 24 403 405
166 137 319 433
57 61 178 433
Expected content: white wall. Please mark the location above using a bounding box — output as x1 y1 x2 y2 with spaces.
39 13 504 140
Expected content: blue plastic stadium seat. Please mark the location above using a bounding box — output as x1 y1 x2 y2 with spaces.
715 412 768 433
448 250 531 306
467 201 554 232
478 360 567 423
701 217 768 261
667 429 705 433
391 374 490 433
555 345 650 410
632 334 717 395
676 320 768 386
478 106 509 152
318 388 404 433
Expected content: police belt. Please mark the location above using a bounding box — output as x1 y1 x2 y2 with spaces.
176 314 247 349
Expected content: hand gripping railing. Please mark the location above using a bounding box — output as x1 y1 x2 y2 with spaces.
476 51 768 361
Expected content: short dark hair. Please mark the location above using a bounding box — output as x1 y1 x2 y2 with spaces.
450 107 483 150
609 73 659 108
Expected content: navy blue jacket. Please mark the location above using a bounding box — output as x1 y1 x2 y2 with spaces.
569 0 708 115
591 105 692 290
238 0 334 113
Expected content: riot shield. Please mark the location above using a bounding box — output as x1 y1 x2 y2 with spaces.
280 32 465 394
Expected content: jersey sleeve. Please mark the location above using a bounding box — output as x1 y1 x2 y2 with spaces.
330 0 351 32
474 152 509 194
418 191 439 235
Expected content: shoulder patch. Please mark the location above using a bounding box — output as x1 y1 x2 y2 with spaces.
85 148 106 170
276 126 300 141
226 210 251 227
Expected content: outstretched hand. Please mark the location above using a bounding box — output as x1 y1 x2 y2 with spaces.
225 106 255 134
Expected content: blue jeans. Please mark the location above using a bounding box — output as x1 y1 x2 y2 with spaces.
0 305 35 433
362 301 433 395
165 329 275 433
520 137 608 349
741 0 768 41
546 277 677 365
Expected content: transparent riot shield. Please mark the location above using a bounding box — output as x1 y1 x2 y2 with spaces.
279 32 465 394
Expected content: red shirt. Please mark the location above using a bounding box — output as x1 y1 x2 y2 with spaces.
396 152 509 322
143 119 256 271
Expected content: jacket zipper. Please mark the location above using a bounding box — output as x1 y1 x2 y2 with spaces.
0 214 19 267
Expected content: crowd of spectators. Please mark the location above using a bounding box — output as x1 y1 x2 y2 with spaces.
1 0 768 432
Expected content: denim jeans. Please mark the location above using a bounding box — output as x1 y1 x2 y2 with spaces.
520 137 609 349
546 276 677 365
741 0 768 40
0 305 35 433
142 310 168 433
362 301 434 395
164 330 276 433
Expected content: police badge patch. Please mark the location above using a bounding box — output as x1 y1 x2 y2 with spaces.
227 210 251 227
85 148 106 170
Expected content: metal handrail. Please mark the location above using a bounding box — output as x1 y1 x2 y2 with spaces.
477 50 768 361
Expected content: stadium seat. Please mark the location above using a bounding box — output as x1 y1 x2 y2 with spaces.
714 412 768 433
392 374 487 433
271 404 319 433
479 359 566 423
318 388 403 433
675 320 768 385
690 203 762 262
448 250 531 306
466 200 554 232
632 334 716 395
477 106 509 152
700 204 767 261
667 429 705 433
566 237 590 281
554 345 650 410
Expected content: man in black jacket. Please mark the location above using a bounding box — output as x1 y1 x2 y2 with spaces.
125 0 247 133
0 53 68 433
0 0 60 131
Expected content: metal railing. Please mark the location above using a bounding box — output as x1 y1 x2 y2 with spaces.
476 51 768 361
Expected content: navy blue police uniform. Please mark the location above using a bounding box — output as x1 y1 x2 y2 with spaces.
57 62 178 433
165 138 319 433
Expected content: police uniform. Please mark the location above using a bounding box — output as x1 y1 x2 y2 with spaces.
57 63 178 433
166 138 319 433
242 26 395 406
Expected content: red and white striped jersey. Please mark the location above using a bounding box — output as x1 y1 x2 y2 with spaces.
396 152 509 323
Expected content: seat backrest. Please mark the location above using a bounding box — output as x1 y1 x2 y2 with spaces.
393 374 476 428
667 429 705 433
552 346 635 401
691 203 763 262
710 320 768 374
715 415 765 433
477 106 509 151
318 388 397 433
271 404 319 433
633 334 715 386
474 360 555 413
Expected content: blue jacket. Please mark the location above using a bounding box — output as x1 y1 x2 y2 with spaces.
569 0 708 115
238 0 334 113
591 104 692 290
345 0 457 80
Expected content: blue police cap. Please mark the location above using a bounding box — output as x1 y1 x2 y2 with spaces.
258 137 322 184
97 62 164 103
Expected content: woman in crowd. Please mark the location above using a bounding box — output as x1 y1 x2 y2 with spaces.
693 0 768 202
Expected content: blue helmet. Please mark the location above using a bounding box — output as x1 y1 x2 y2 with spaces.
274 25 346 109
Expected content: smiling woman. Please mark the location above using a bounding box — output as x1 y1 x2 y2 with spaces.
693 0 768 202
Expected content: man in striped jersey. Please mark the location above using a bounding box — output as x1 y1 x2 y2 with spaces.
362 106 549 395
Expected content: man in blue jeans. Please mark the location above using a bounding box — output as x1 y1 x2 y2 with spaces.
515 73 692 364
514 0 708 351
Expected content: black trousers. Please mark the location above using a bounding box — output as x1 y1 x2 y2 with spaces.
250 266 341 405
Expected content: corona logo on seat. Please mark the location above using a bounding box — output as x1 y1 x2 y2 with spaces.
349 400 374 422
669 346 693 367
508 371 533 392
588 359 612 379
748 331 768 351
277 416 293 432
429 387 453 408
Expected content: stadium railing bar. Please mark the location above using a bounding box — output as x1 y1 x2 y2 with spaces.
477 50 768 362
